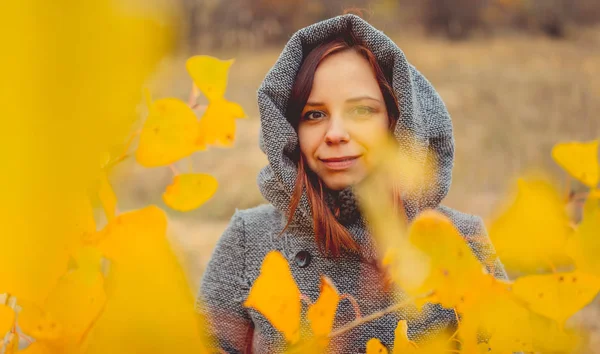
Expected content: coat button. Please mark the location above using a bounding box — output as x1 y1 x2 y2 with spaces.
294 250 312 268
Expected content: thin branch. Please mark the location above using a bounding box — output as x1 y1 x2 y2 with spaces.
191 103 208 111
564 174 571 202
169 164 180 176
188 83 199 107
340 293 362 319
328 293 432 339
300 294 313 307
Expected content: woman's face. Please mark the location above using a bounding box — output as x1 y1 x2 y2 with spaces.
298 49 390 191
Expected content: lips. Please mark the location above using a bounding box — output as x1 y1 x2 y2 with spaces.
319 155 360 170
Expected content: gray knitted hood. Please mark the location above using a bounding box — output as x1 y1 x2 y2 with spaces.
257 14 454 226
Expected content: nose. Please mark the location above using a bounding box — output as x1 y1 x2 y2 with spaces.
324 116 349 145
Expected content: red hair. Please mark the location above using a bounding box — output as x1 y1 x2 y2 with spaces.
284 31 401 257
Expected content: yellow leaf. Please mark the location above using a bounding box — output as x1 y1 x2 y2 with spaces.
0 304 15 336
488 178 572 272
552 140 599 188
243 251 301 343
567 192 600 276
512 271 600 326
96 205 167 263
459 281 534 354
43 247 106 342
186 55 234 102
98 171 117 221
162 173 218 212
18 305 64 342
366 338 389 354
392 320 418 353
136 98 201 167
408 210 486 308
199 98 246 147
307 276 340 338
529 312 581 353
17 341 54 354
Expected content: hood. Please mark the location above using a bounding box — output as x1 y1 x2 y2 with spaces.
256 14 454 228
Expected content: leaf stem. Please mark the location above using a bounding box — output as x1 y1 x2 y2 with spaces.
328 293 431 339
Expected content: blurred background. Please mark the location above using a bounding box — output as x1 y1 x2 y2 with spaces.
109 0 599 350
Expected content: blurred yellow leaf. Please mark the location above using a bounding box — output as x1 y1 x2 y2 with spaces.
85 206 210 354
366 338 388 354
43 247 106 342
162 173 218 212
98 172 117 221
529 311 581 353
459 281 534 354
199 98 246 147
488 179 572 272
408 210 486 308
307 276 339 338
186 56 234 102
18 341 54 354
0 304 15 336
19 307 64 343
567 192 600 276
552 140 599 188
244 251 301 343
136 98 201 167
96 205 167 263
512 271 600 326
392 320 417 352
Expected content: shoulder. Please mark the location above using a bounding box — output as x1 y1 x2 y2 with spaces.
222 203 284 251
435 205 485 238
233 203 283 234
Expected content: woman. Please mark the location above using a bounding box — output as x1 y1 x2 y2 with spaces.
198 14 507 353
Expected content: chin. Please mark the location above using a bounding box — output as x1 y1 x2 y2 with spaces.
323 176 356 191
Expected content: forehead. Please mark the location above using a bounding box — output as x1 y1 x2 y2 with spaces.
309 49 382 101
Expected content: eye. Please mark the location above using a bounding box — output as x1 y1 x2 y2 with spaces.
351 105 375 117
303 110 326 121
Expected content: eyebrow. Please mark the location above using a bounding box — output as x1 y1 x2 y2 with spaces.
305 95 382 107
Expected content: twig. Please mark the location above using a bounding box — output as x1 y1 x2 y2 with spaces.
188 83 199 107
564 174 571 202
300 294 313 306
340 293 362 319
328 293 431 338
169 164 180 176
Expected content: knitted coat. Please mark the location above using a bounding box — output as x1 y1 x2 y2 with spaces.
197 14 508 354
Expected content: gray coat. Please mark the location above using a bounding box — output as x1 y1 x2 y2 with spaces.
197 14 508 354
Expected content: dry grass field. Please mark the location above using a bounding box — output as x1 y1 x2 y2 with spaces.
112 26 600 352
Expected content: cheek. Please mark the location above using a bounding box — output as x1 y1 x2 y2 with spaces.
298 125 321 159
349 115 390 148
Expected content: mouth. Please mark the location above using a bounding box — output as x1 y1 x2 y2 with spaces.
319 155 361 170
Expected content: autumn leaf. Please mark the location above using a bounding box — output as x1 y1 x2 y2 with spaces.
96 205 168 263
136 98 202 167
162 173 218 212
366 338 389 354
552 140 599 188
488 178 572 272
186 55 234 102
408 210 486 309
98 171 117 221
17 341 54 354
567 191 600 276
199 98 247 147
392 320 418 352
42 247 106 342
244 251 301 343
0 304 15 337
459 281 534 354
307 276 340 339
512 271 600 326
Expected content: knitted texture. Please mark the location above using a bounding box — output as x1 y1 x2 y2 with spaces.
198 14 508 354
